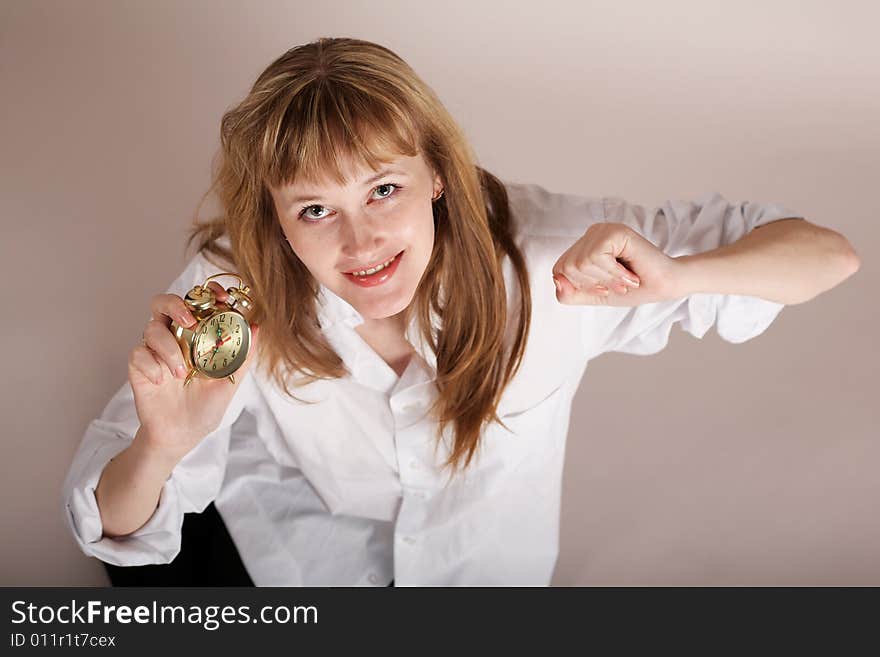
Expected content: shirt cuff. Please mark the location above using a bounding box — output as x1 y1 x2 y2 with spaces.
687 291 785 344
63 433 185 567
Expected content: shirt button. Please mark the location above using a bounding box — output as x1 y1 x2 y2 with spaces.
368 573 380 584
412 490 428 499
408 459 420 469
401 536 416 545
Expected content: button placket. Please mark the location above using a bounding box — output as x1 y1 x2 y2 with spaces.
391 401 424 428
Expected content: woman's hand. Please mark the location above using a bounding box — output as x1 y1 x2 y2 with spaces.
552 222 685 306
128 281 260 463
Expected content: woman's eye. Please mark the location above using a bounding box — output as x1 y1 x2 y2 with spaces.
298 183 403 222
374 183 397 198
302 205 327 220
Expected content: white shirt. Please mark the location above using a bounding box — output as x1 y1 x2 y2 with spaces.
61 181 802 586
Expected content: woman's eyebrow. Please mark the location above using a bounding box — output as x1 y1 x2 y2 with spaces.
288 168 407 205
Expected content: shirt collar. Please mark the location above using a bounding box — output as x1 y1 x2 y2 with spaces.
316 283 441 374
316 283 365 331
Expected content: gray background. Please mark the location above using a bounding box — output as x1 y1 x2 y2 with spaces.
2 0 876 585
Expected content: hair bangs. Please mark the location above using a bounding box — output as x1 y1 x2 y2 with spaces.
262 78 420 192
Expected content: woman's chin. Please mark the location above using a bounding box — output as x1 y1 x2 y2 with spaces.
351 288 414 324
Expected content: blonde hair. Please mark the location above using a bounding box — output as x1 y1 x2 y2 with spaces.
187 37 532 476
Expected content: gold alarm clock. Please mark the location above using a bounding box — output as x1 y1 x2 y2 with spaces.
169 272 255 388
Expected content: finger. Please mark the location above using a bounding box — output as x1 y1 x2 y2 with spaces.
554 261 598 291
206 281 229 304
554 273 610 304
557 259 618 295
585 255 639 290
129 344 165 386
143 319 191 379
606 255 641 286
595 225 642 282
150 293 197 329
579 255 639 295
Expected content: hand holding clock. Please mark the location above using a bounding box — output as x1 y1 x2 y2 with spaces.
128 281 260 464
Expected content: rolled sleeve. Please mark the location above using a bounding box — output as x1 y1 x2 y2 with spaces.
61 379 242 566
582 192 802 358
62 422 187 565
602 191 803 257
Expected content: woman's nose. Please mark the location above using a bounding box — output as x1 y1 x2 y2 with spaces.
340 213 382 252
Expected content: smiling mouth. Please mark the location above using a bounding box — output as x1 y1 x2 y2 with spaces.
342 250 404 275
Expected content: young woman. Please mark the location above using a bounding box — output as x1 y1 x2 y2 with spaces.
62 37 860 587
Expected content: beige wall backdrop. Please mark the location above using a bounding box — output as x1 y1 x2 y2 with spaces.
2 0 877 586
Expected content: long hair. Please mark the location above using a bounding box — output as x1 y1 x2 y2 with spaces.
186 37 532 477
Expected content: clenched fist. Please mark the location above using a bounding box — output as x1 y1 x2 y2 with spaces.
552 222 684 306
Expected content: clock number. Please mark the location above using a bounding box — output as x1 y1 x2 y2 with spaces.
236 337 241 346
219 314 225 323
202 359 207 367
223 358 227 366
235 325 240 333
212 362 217 370
231 351 236 359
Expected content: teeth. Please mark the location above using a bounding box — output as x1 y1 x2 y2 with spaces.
350 253 398 277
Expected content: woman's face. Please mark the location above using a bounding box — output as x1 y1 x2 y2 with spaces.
269 152 442 330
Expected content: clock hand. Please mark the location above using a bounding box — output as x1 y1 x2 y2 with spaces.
199 335 232 359
209 337 232 363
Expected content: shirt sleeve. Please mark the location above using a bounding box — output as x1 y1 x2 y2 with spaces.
581 191 804 359
60 250 252 566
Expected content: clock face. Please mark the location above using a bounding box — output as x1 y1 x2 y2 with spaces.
192 311 250 378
